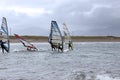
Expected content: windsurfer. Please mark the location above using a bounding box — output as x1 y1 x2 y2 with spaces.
57 43 63 52
49 39 56 51
22 42 37 51
68 41 73 50
27 44 37 51
51 43 57 51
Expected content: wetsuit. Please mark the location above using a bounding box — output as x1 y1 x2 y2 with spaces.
0 40 5 53
68 41 73 50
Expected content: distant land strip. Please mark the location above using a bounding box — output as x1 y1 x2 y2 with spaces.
9 36 120 42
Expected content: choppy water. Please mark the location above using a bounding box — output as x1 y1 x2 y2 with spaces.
0 42 120 80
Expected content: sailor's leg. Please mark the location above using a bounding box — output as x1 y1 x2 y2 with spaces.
61 47 63 52
71 47 73 50
2 48 4 53
68 45 70 50
71 45 73 50
58 47 59 52
54 46 57 51
52 47 53 51
51 44 53 51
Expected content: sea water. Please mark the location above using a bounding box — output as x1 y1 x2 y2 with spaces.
0 42 120 80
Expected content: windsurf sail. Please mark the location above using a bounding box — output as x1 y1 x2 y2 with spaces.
63 23 73 50
48 21 63 51
0 17 10 53
14 34 37 51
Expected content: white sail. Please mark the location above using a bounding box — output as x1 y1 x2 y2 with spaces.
63 23 73 51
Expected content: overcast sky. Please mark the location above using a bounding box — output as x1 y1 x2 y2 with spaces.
0 0 120 36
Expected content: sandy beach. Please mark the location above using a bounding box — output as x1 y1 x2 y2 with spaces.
10 36 120 42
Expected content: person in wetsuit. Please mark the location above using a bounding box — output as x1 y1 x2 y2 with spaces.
21 41 37 51
68 41 73 50
27 44 38 51
57 43 63 52
0 40 5 53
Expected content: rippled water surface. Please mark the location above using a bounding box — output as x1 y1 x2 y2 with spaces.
0 42 120 80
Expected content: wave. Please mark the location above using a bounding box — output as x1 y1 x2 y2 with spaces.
67 71 120 80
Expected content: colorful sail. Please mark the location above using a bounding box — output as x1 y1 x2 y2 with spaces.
63 23 73 50
14 34 37 51
48 21 63 51
0 17 10 53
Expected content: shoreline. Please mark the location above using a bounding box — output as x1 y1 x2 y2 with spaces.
10 36 120 43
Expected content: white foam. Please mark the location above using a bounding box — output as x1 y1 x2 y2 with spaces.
12 49 26 52
96 74 120 80
64 49 69 52
12 49 21 52
67 71 120 80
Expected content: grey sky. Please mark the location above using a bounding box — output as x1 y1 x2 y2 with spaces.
0 0 120 36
